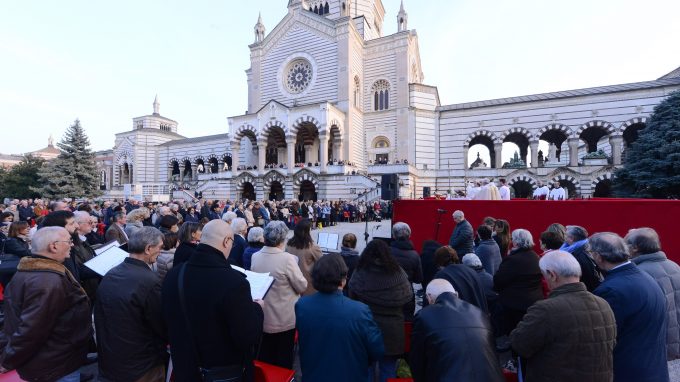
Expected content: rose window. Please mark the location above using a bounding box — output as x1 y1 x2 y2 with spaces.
285 59 312 94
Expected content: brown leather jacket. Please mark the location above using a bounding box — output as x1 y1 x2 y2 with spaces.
0 256 92 382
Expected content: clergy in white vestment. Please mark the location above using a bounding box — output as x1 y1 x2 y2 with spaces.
533 182 550 199
548 181 567 200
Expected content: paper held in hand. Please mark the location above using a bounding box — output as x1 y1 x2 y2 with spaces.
85 241 129 276
231 265 275 300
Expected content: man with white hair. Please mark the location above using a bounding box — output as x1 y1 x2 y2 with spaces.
449 210 474 256
222 211 237 224
229 217 248 267
0 227 92 381
410 279 504 382
390 222 423 320
510 251 617 382
627 227 680 365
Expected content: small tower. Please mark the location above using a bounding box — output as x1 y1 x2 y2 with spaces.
397 0 408 32
153 95 160 115
254 13 265 43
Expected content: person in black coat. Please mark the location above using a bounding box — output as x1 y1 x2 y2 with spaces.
3 222 31 258
229 218 248 267
410 279 505 382
339 233 360 295
95 227 168 381
448 210 474 256
172 222 202 266
390 222 424 321
420 240 443 290
493 229 544 335
561 225 602 291
432 246 489 314
162 220 264 382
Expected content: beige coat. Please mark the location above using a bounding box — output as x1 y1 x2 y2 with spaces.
286 244 323 296
251 246 307 333
244 209 255 227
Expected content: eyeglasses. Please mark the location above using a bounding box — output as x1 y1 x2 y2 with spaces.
53 239 74 245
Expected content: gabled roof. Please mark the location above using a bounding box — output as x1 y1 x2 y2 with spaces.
659 66 680 79
439 76 680 112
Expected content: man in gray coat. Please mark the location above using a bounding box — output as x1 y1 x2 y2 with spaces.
627 227 680 364
448 210 474 256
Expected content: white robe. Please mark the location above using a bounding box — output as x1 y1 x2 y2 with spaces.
499 185 511 200
549 187 567 200
533 186 550 198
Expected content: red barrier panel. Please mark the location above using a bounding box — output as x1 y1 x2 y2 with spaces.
393 199 680 264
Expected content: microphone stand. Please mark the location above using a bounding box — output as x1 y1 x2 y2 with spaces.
434 210 446 242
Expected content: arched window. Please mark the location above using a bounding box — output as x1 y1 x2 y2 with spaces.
371 80 390 111
324 2 329 14
374 138 390 148
314 5 319 14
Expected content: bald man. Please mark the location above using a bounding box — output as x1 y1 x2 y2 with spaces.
0 227 92 381
162 220 264 381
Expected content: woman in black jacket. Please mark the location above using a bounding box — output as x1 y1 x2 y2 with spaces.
348 239 412 382
172 222 202 266
493 228 544 335
4 221 31 258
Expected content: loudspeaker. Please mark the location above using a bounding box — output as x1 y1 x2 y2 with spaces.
381 174 399 200
423 186 431 198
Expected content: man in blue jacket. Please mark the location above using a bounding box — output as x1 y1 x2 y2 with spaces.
295 253 384 382
448 210 474 255
589 232 669 382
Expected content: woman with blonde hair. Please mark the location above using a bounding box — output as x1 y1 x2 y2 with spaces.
124 207 150 238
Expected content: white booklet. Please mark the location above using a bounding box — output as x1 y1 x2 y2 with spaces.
231 265 275 300
85 240 129 276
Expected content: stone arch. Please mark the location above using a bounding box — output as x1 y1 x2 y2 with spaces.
293 170 319 187
206 154 218 161
619 117 648 134
591 172 614 198
372 136 391 148
290 115 320 137
550 173 581 197
464 130 501 146
262 120 288 137
235 173 255 189
499 127 532 142
263 171 286 188
507 174 537 188
115 150 133 165
538 123 572 139
168 157 179 166
232 124 258 143
591 172 614 189
576 120 616 137
194 155 205 164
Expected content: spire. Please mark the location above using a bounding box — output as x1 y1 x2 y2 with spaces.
397 0 408 32
153 95 160 115
254 12 266 43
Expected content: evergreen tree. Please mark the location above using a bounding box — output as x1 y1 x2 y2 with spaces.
33 119 102 199
613 90 680 198
0 155 45 199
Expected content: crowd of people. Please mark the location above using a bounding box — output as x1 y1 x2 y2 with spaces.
0 196 677 382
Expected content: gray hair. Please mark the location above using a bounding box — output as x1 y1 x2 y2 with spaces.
73 211 91 223
566 225 589 242
222 211 237 223
392 222 412 241
247 226 265 244
231 218 247 235
511 228 534 249
158 206 171 216
128 227 164 254
426 278 458 301
539 250 582 278
32 226 68 253
264 221 289 247
625 227 661 254
587 232 630 264
453 210 464 219
126 207 150 222
462 253 483 268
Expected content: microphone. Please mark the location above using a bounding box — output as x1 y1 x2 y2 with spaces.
436 209 447 214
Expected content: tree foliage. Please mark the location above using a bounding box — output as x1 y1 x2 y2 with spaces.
33 119 102 199
0 155 45 200
613 90 680 198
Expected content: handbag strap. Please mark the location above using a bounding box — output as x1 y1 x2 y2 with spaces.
177 263 205 371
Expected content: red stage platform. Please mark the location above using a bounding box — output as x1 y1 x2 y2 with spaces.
392 199 680 263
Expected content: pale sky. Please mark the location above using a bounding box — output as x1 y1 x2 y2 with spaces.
1 0 679 158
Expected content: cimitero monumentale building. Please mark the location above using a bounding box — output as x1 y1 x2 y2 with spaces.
97 0 680 202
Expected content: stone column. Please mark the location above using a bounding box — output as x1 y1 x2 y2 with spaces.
287 139 295 174
494 143 503 169
463 147 469 169
568 138 580 167
319 134 328 173
230 143 240 173
530 140 539 168
257 142 267 174
609 135 623 165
